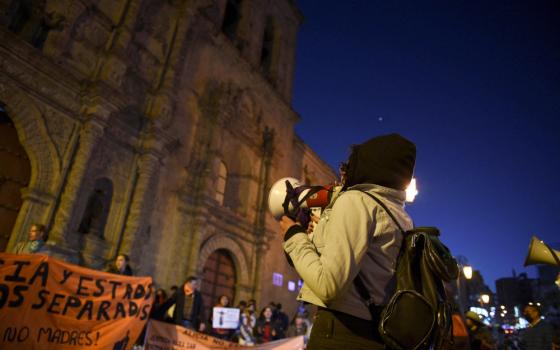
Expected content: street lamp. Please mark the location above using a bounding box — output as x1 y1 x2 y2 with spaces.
480 294 490 304
456 264 473 313
405 178 418 203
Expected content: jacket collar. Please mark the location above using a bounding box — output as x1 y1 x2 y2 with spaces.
347 183 407 206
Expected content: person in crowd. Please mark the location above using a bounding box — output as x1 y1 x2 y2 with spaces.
210 295 234 340
106 254 133 275
301 310 313 340
232 300 247 342
465 311 496 350
239 309 257 345
255 306 284 343
245 299 257 328
276 303 290 335
519 303 554 350
286 313 309 338
135 285 167 347
279 134 417 349
237 300 247 314
14 223 50 254
169 285 178 295
163 276 205 332
149 288 168 321
452 310 472 350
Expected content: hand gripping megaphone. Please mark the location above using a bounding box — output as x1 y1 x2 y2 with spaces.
524 236 560 266
268 177 339 228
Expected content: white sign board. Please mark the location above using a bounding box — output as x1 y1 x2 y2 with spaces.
212 307 240 329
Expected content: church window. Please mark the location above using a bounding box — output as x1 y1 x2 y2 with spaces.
78 178 113 239
215 161 227 205
260 16 275 80
6 0 64 49
222 0 242 41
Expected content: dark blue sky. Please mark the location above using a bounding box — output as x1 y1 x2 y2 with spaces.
292 1 560 290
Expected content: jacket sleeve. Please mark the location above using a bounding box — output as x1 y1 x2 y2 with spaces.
283 191 375 303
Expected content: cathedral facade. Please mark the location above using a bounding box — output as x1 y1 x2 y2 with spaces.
0 0 336 313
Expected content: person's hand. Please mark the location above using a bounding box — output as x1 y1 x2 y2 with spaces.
306 214 320 234
199 323 206 332
279 215 297 233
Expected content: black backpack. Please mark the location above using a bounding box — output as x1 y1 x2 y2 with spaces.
354 191 459 350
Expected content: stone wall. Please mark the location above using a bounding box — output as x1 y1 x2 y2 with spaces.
0 0 336 314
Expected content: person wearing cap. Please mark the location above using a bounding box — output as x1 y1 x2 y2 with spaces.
519 303 554 350
464 311 496 350
279 134 416 349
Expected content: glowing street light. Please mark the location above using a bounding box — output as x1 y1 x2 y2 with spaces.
405 178 418 203
456 264 473 313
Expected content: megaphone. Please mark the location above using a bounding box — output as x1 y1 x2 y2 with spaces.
268 177 340 226
524 236 560 266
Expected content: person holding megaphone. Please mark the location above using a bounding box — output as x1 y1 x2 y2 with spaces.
275 134 416 350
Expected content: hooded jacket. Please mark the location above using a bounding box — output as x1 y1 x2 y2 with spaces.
282 134 416 320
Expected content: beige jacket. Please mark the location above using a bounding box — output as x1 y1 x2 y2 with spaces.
283 183 413 320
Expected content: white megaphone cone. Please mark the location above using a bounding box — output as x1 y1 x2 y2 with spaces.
524 236 560 266
268 177 342 221
268 177 302 220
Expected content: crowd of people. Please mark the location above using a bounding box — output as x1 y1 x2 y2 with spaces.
103 254 314 346
145 276 313 346
457 306 559 350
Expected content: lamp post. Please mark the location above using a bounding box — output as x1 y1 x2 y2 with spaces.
457 265 473 313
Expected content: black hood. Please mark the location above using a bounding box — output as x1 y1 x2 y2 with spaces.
344 134 416 191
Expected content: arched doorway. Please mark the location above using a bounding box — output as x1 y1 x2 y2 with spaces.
201 249 237 319
0 106 31 251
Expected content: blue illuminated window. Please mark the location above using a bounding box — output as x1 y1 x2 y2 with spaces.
272 272 283 287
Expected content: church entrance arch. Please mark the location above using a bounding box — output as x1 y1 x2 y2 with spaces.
0 108 31 251
201 249 237 320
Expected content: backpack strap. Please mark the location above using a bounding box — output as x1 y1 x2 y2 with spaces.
351 190 407 316
357 191 406 235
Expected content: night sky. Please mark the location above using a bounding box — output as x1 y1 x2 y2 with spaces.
292 1 560 290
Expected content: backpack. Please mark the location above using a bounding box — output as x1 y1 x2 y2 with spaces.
354 191 459 350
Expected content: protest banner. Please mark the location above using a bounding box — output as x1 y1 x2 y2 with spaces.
0 252 153 350
145 320 304 350
211 307 240 329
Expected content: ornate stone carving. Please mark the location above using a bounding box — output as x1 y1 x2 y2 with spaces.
42 107 77 168
145 92 175 128
234 89 262 139
196 82 262 142
0 53 81 113
100 54 127 87
71 7 110 48
136 0 173 44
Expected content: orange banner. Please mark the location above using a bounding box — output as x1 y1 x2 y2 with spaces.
145 320 305 350
0 252 153 350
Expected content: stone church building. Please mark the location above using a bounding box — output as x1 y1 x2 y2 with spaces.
0 0 336 314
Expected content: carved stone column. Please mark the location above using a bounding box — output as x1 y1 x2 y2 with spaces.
118 142 162 259
50 118 106 244
251 127 275 300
